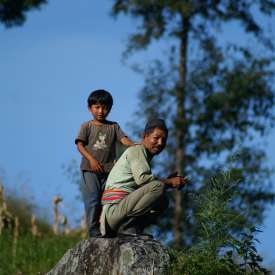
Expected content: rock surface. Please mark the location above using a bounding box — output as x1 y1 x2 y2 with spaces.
47 236 170 275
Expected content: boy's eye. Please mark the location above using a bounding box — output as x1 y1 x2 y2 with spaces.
94 105 107 111
95 105 103 110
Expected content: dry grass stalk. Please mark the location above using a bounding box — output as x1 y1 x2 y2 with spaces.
60 214 70 235
0 184 3 205
0 184 14 234
12 216 19 260
52 196 62 235
31 214 41 237
0 184 4 233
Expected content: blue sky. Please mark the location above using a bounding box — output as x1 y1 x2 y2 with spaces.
0 0 275 269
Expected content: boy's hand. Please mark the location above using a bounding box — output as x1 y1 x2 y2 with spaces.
121 137 135 146
89 158 104 173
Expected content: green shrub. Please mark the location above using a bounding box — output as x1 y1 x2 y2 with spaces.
170 172 270 275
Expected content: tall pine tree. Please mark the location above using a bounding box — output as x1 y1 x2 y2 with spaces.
111 0 275 247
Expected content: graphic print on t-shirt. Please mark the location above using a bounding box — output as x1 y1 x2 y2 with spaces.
93 132 108 150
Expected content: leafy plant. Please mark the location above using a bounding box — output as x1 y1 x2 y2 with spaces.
170 172 270 274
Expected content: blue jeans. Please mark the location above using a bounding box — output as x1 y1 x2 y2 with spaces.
80 171 107 237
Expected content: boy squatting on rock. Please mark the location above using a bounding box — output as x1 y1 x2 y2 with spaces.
75 89 134 238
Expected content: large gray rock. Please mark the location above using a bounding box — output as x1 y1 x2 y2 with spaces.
47 237 170 275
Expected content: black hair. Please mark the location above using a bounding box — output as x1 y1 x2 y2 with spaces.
87 89 113 110
144 118 168 136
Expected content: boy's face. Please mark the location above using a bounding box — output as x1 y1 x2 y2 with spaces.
89 103 109 122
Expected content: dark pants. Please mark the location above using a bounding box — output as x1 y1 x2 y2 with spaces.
80 171 107 237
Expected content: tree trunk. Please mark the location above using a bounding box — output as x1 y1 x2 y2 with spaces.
173 14 189 248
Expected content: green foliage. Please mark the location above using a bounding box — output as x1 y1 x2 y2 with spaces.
169 172 270 275
0 0 47 27
193 172 246 251
111 1 275 53
0 231 81 275
170 249 245 275
170 246 270 275
0 179 82 274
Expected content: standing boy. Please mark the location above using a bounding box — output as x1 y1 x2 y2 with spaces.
75 89 134 238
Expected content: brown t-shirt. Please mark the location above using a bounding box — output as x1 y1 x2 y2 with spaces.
75 120 126 173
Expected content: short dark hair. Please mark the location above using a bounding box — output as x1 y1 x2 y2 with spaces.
144 118 168 136
87 89 113 110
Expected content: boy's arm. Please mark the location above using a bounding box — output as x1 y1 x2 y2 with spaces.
120 136 135 146
114 123 135 146
76 141 104 173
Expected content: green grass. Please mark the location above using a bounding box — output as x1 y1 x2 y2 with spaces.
0 231 81 275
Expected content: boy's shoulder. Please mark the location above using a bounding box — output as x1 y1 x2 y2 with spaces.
81 120 119 128
80 120 119 127
104 120 120 126
80 120 92 128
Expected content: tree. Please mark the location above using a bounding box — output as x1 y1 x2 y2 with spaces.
111 0 275 247
0 0 47 27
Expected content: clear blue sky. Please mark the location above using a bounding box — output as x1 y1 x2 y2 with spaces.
0 0 274 269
